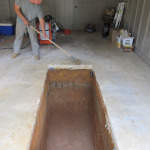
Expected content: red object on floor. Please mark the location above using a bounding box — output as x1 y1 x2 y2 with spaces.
37 21 52 45
63 29 71 34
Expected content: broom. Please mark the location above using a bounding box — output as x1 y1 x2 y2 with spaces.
29 24 81 65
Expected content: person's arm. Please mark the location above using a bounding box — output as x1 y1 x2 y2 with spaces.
14 2 29 26
39 18 47 38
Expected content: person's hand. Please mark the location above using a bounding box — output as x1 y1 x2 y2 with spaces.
23 19 29 26
43 32 48 39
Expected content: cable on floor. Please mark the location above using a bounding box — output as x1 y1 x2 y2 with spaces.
0 36 31 50
1 41 31 50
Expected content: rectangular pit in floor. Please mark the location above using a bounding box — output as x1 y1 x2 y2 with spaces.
29 65 117 150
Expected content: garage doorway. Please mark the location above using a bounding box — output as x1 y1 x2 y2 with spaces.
74 0 98 30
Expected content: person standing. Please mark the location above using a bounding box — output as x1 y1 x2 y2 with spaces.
12 0 46 60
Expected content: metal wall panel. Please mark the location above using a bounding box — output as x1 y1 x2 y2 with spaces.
55 0 65 26
136 0 150 52
125 0 150 65
41 0 55 17
1 0 123 30
124 0 133 29
143 14 150 58
9 0 16 21
74 0 98 30
55 0 74 29
0 0 11 21
64 0 74 29
106 0 119 8
97 0 106 30
2 0 125 30
132 0 143 39
128 0 138 32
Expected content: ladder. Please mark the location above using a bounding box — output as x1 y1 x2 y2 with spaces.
113 2 125 28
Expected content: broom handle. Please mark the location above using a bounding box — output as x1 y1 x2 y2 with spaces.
29 25 72 57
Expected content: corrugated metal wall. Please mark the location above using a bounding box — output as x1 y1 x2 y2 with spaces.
0 0 121 28
0 0 11 21
124 0 150 65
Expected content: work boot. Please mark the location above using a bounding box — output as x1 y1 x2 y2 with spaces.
35 55 40 60
11 53 20 58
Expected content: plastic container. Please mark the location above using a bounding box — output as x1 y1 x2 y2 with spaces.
0 22 15 35
63 29 71 34
37 22 52 45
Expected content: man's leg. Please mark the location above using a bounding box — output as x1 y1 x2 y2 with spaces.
12 21 26 58
27 22 40 60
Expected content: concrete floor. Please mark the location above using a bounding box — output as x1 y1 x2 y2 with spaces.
0 31 150 150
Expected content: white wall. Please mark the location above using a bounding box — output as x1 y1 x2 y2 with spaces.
0 0 11 21
0 0 121 30
124 0 150 65
55 0 74 29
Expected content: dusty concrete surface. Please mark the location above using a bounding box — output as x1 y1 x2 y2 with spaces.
46 83 94 150
0 31 150 150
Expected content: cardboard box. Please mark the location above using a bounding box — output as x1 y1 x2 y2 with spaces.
121 44 134 52
116 36 121 48
109 28 122 43
122 37 134 47
120 30 134 47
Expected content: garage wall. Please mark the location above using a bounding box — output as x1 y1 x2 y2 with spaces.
9 0 16 21
0 0 11 21
0 0 122 30
55 0 74 29
41 0 55 18
124 0 150 65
